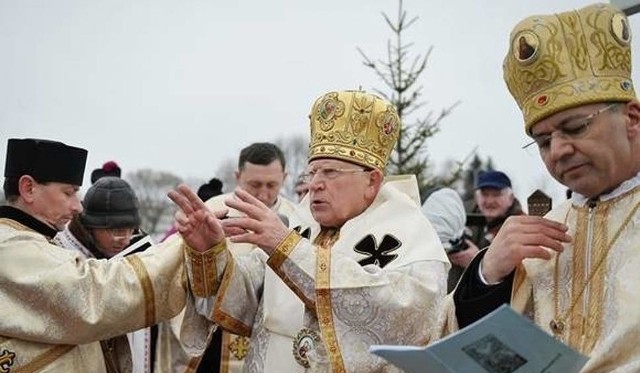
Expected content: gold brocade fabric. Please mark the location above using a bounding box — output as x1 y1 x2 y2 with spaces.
0 218 206 372
205 192 297 373
512 183 640 372
503 3 635 133
313 228 340 250
207 177 449 372
308 90 400 171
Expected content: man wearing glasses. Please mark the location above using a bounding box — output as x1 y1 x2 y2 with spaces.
176 90 449 372
442 4 640 371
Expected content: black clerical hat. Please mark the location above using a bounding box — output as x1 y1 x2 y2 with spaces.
4 138 88 186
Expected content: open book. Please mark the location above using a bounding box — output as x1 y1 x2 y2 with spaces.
370 304 587 373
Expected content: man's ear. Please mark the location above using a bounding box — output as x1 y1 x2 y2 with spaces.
624 99 640 137
18 175 37 203
363 170 383 202
369 169 384 190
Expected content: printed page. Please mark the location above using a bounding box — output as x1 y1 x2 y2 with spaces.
370 304 587 373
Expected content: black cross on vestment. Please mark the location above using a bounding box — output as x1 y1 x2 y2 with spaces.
354 234 401 268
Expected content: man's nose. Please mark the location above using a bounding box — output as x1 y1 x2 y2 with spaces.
547 135 575 163
255 188 271 203
72 196 83 214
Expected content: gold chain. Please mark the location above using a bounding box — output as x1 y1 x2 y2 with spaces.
551 193 640 341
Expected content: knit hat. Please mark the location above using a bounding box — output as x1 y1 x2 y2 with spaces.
90 161 122 184
80 176 141 228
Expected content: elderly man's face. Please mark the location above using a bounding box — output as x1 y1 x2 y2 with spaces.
475 188 514 221
530 102 640 198
235 160 286 208
305 159 378 227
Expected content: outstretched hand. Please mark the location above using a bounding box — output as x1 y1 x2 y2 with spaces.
167 184 226 252
221 188 290 255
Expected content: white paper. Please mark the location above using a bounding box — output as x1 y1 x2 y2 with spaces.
111 234 153 259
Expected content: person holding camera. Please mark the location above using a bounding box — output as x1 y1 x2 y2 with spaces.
422 187 479 292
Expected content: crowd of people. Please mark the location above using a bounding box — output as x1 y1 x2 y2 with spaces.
2 3 639 373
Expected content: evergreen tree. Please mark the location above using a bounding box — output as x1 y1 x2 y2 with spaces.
358 0 460 200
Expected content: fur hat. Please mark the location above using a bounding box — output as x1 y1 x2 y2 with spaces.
81 176 140 228
5 138 87 185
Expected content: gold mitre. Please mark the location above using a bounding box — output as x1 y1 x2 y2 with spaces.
308 90 400 171
503 3 636 134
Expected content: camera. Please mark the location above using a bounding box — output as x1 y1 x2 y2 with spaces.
445 233 470 254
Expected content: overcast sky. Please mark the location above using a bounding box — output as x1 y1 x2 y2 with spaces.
1 0 639 205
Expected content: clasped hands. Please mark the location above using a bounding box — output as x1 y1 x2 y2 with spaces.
168 185 290 255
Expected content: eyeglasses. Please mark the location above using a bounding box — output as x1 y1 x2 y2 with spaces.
299 167 370 184
107 227 135 240
522 103 619 150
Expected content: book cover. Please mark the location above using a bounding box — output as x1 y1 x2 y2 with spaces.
370 304 587 373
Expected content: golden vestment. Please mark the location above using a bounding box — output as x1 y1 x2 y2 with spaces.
0 207 212 373
54 227 157 373
440 175 640 373
198 177 449 372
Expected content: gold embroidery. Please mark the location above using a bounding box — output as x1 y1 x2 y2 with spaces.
266 230 316 308
0 349 15 373
185 240 226 297
126 255 156 326
551 193 640 354
229 335 250 360
267 230 302 269
315 229 346 373
212 260 252 337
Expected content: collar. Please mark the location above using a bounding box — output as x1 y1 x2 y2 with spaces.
572 172 640 207
0 205 59 239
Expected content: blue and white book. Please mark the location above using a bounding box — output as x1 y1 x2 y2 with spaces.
369 304 587 373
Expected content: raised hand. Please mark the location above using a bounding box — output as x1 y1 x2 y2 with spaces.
221 188 290 255
481 215 571 283
167 184 226 252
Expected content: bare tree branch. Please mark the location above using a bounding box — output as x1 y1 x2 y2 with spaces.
126 169 183 239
